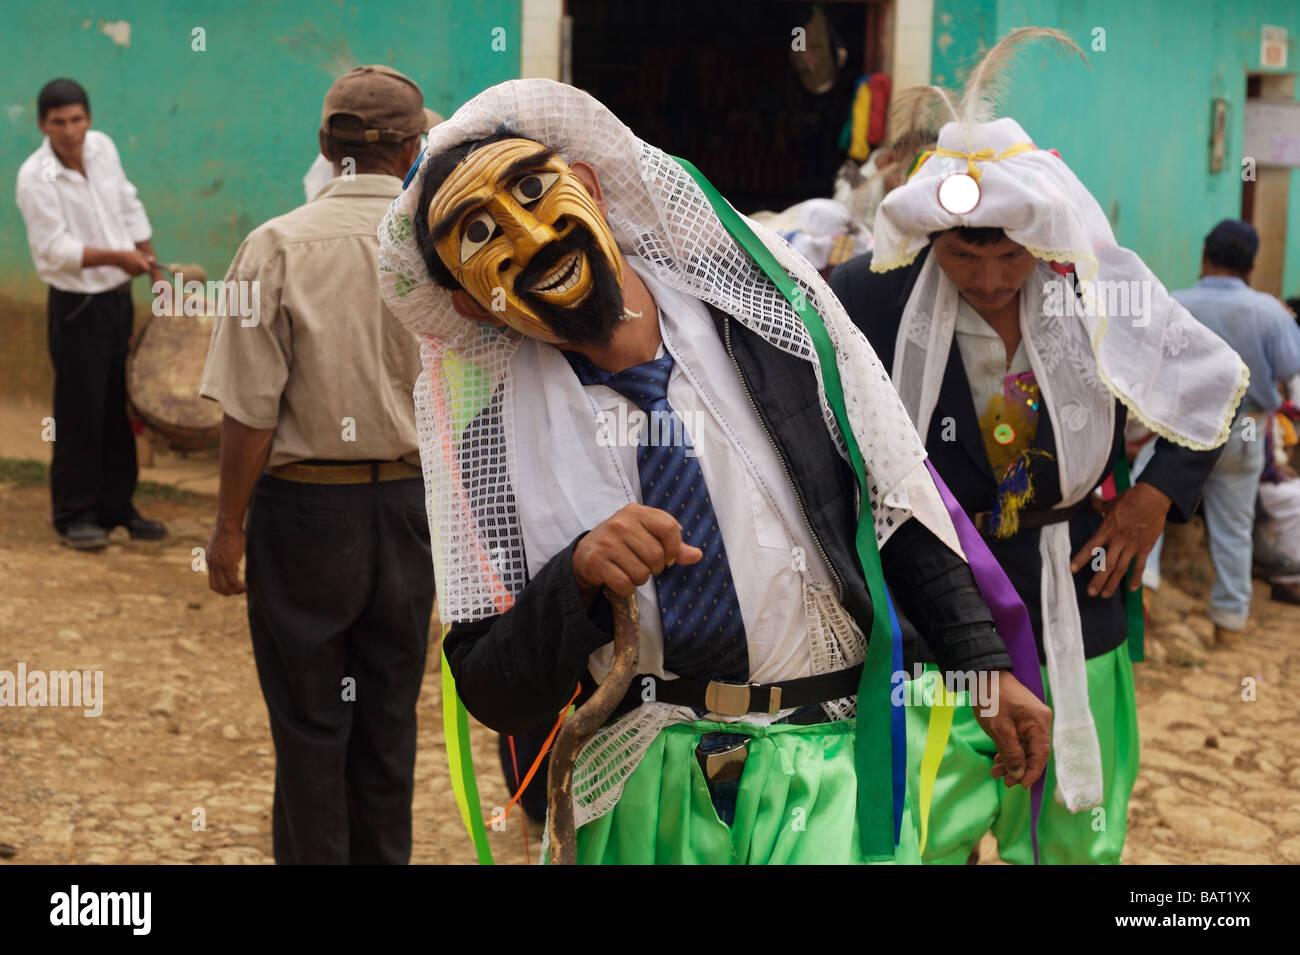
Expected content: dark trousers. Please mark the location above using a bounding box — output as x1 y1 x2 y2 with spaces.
46 285 138 533
245 474 435 864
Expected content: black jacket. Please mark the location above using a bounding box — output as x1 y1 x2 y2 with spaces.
444 302 1014 735
830 249 1224 662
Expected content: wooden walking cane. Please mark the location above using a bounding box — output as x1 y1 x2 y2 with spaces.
546 591 639 865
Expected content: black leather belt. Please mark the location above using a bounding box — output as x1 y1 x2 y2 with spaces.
972 499 1087 537
616 664 863 719
269 460 422 484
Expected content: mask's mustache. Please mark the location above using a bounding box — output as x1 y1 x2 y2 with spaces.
514 227 596 297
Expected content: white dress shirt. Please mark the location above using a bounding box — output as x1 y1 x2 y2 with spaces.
576 257 843 686
302 153 334 202
15 129 152 293
953 295 1030 416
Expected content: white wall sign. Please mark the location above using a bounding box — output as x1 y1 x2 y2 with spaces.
1244 100 1300 167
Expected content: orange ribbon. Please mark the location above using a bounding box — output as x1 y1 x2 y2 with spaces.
487 683 583 829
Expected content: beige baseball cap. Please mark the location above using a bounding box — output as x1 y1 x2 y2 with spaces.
321 65 429 143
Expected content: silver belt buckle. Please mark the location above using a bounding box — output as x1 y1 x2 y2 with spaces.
700 739 750 783
704 680 750 716
704 680 782 716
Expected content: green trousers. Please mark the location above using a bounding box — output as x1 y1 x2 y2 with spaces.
574 718 922 864
904 643 1139 864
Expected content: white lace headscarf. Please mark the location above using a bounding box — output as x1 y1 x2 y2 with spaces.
871 115 1248 810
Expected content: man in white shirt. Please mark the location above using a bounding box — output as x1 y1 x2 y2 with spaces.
15 78 167 550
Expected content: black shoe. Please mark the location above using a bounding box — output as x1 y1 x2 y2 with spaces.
1255 554 1300 579
60 522 109 551
1271 582 1300 606
121 515 168 540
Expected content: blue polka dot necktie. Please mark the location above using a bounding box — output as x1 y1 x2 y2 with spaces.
566 350 749 682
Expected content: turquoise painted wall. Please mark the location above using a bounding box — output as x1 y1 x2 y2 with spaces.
1 0 521 302
930 0 1300 295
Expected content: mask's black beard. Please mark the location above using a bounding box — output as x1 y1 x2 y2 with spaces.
514 225 624 348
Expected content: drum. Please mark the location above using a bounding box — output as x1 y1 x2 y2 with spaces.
127 274 221 452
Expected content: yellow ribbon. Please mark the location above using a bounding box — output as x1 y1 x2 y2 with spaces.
917 678 957 856
917 141 1038 183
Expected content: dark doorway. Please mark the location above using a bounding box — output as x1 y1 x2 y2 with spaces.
1242 75 1260 221
569 1 873 213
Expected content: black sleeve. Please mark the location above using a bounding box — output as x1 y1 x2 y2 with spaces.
829 250 923 372
826 255 860 309
829 253 896 369
1135 437 1225 522
442 535 615 735
881 516 1014 673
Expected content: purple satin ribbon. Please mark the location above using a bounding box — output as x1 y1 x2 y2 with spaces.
924 460 1045 864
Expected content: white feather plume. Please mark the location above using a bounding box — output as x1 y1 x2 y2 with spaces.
959 26 1088 131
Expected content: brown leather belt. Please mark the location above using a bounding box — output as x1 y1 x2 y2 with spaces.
269 460 422 484
972 499 1088 537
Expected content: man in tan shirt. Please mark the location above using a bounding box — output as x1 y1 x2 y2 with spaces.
200 66 435 864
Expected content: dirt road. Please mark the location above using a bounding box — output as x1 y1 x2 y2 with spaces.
0 482 530 865
1 482 1296 865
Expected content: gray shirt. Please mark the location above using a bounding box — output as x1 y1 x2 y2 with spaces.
1174 276 1300 414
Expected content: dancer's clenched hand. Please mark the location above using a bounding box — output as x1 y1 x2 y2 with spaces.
573 503 703 603
1070 482 1171 599
972 671 1052 789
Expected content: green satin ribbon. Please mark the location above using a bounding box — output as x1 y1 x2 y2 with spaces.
673 155 905 859
442 641 494 864
1110 454 1145 662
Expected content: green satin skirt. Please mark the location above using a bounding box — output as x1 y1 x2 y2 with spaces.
573 717 923 865
904 642 1139 865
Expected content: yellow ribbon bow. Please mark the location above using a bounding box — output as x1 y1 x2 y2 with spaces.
913 141 1038 183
